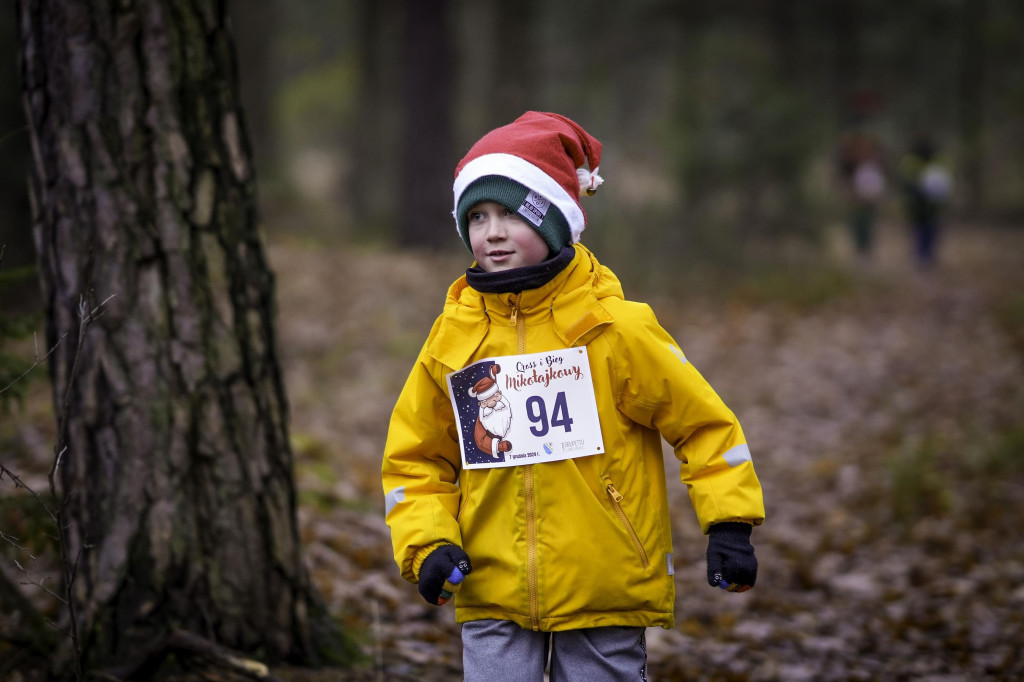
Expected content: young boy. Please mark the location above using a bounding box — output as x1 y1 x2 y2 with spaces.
382 112 765 681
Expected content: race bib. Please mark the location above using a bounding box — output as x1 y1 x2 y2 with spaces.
446 348 605 469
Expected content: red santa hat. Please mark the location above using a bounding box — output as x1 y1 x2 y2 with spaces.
468 364 501 401
453 112 603 253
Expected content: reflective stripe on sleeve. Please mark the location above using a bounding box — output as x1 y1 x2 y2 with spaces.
385 486 406 517
721 443 752 467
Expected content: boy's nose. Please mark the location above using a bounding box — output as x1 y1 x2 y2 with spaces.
485 221 507 240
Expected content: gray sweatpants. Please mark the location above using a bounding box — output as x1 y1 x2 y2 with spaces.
461 619 648 682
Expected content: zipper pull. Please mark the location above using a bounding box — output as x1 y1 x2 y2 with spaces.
606 483 624 503
509 302 519 327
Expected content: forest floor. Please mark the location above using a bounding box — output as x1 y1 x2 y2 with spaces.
3 221 1024 681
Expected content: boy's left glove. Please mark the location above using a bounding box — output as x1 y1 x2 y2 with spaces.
706 522 757 593
417 544 472 606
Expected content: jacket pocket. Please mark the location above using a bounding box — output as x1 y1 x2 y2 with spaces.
600 474 650 570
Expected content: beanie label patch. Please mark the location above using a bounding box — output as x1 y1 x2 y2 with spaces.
517 191 550 227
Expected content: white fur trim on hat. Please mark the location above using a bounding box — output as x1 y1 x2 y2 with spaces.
453 153 586 244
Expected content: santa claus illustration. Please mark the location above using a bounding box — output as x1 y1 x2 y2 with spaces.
469 364 513 458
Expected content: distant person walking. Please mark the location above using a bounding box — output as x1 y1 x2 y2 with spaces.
837 125 887 258
899 136 953 267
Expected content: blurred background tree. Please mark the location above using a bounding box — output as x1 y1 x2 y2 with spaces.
0 8 32 304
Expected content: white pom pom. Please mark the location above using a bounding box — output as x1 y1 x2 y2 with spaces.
577 166 604 196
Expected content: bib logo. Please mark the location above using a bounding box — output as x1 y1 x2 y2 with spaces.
562 439 586 453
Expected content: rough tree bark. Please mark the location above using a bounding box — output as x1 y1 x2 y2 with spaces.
16 0 350 673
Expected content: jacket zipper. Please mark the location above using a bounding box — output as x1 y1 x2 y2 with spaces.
511 295 539 628
602 475 650 570
525 464 538 629
508 295 523 353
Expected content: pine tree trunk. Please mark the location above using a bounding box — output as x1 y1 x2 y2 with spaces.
16 0 347 671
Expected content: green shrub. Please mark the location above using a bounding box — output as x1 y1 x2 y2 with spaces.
886 436 954 525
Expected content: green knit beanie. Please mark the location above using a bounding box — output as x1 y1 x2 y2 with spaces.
456 176 571 256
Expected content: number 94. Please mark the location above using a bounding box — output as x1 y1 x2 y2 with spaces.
525 392 574 437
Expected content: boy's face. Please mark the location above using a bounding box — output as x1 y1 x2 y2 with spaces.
467 201 550 272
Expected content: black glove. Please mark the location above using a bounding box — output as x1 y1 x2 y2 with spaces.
417 544 472 605
706 522 757 592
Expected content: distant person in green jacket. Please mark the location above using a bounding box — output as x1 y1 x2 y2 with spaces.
900 136 953 267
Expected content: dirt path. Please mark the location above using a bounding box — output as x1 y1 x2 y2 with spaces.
272 224 1024 680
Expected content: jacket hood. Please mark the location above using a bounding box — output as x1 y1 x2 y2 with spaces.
428 245 622 371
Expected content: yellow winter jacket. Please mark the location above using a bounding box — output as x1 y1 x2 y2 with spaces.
382 245 764 631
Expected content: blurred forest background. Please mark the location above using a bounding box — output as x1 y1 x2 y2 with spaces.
3 1 1024 680
2 0 1024 277
213 0 1024 264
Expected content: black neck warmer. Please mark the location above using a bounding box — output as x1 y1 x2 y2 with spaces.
466 246 576 294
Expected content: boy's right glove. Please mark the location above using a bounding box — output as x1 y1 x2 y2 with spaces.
417 544 472 606
706 522 757 593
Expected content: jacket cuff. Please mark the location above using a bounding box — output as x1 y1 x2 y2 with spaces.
705 519 756 535
708 521 753 537
412 541 451 581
